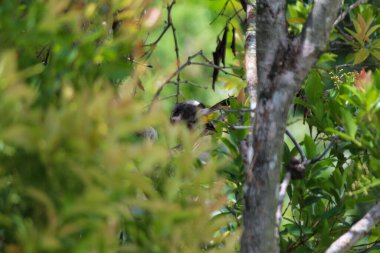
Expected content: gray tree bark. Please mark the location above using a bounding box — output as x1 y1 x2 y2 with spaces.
241 1 342 252
325 202 380 253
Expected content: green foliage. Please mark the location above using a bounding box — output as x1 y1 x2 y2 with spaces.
1 1 380 253
280 65 380 252
0 50 238 252
287 1 312 35
0 1 239 252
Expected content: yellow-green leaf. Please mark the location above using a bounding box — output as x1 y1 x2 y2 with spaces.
353 48 370 64
370 50 380 60
366 24 380 37
287 17 306 25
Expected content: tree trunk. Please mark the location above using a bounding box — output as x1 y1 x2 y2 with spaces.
241 1 342 252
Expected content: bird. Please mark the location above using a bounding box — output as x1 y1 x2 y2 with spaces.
170 98 232 133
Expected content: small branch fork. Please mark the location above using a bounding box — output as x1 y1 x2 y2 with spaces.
149 50 244 107
144 1 182 103
210 0 244 25
275 130 339 236
333 0 368 28
146 0 246 107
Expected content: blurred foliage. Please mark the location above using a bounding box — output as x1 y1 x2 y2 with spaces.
1 0 380 253
0 1 240 252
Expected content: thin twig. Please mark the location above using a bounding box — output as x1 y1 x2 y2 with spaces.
333 0 368 28
159 93 181 101
285 129 307 162
230 125 251 130
334 61 380 70
222 108 255 113
144 1 176 47
169 80 208 89
357 240 380 253
150 51 203 104
149 50 244 107
230 1 244 24
309 135 338 164
167 1 181 103
210 0 230 25
191 62 244 79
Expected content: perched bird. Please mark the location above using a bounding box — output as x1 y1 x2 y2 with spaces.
170 100 207 129
170 98 232 133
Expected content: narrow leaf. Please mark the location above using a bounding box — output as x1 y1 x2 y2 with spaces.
239 0 247 11
220 26 228 66
231 26 236 57
370 50 380 60
366 24 380 37
212 51 220 90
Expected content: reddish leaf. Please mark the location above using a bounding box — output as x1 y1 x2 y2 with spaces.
354 68 372 90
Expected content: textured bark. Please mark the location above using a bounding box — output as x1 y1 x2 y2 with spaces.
241 1 342 252
325 202 380 253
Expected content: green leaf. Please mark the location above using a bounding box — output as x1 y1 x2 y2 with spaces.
340 109 358 137
353 48 370 64
370 39 380 48
370 49 380 60
325 128 362 147
345 28 364 45
221 137 238 155
293 97 308 108
288 17 306 25
366 24 380 37
304 71 323 105
304 135 317 159
317 53 337 65
311 166 335 180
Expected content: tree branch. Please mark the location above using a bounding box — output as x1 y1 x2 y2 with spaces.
325 202 380 253
275 171 291 237
285 129 306 162
333 0 368 28
294 0 342 82
245 3 256 168
241 1 342 252
309 135 338 164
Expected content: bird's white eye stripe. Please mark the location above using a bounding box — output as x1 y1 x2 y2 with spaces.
185 100 201 106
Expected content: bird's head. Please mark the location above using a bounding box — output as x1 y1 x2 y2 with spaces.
170 100 208 129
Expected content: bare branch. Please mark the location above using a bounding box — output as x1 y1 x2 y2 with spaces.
325 202 380 253
150 50 244 107
223 108 255 113
245 3 256 168
275 171 291 237
144 1 176 47
150 51 203 104
285 129 306 162
230 125 251 130
191 62 243 79
309 135 338 164
333 0 368 28
169 3 181 103
169 80 208 89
